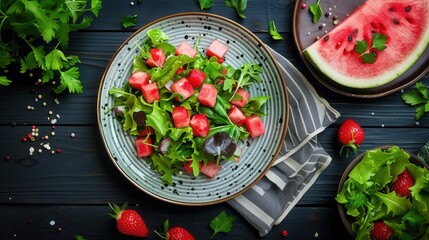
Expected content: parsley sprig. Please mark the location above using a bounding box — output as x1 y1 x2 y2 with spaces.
401 81 429 120
210 211 236 239
354 32 388 64
0 0 102 94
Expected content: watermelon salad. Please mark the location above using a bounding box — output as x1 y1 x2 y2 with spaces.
107 29 270 184
303 0 429 89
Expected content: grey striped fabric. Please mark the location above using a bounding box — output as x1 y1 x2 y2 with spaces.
228 46 340 236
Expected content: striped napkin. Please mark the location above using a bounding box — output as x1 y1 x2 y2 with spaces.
228 46 340 236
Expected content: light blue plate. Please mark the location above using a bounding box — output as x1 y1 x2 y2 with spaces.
97 12 288 205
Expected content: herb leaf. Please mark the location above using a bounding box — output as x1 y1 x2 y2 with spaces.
198 0 214 10
372 33 388 51
224 0 247 19
309 0 322 23
121 14 138 29
0 76 12 86
269 21 284 40
210 211 236 239
401 81 429 120
361 52 376 64
0 0 102 93
354 32 388 64
354 40 368 54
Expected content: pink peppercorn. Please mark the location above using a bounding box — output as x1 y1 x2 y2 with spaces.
281 229 288 237
301 3 307 9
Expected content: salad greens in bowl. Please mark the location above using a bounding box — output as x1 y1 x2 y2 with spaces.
97 13 288 206
336 146 429 240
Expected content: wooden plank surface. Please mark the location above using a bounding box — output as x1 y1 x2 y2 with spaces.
1 0 429 239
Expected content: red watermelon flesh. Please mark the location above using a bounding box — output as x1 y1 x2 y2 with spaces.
303 0 429 89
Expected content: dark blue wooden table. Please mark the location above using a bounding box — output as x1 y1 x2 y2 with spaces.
1 1 428 239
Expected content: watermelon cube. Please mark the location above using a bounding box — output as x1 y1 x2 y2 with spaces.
230 88 249 107
198 84 218 108
200 162 221 179
141 82 160 103
175 40 197 57
207 39 229 63
136 137 154 158
171 78 195 100
172 106 190 128
146 48 166 68
190 113 210 137
128 71 150 90
245 115 265 138
138 127 155 136
228 105 246 126
187 69 206 88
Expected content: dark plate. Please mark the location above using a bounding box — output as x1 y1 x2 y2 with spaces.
293 1 429 98
337 146 429 237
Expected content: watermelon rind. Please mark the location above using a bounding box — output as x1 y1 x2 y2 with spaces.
303 0 429 89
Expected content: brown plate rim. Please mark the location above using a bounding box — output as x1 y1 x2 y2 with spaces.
292 1 429 98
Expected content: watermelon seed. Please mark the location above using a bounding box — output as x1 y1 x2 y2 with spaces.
324 35 329 41
347 34 353 42
405 6 411 12
393 19 400 25
389 7 394 12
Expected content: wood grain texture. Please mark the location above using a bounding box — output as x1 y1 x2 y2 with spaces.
1 0 429 239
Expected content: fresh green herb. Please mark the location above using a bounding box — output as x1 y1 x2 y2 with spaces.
198 0 213 10
121 14 138 29
336 146 429 240
401 81 429 120
309 0 322 23
224 0 247 19
75 235 86 240
209 211 236 239
0 0 102 94
269 21 284 40
354 32 388 64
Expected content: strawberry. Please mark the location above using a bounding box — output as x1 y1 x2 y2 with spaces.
391 169 414 197
108 203 149 238
166 227 195 240
337 119 364 158
370 221 394 240
156 219 195 240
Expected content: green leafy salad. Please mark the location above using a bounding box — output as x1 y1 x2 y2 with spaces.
336 146 429 240
108 29 270 184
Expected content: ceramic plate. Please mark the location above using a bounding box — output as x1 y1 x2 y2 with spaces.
293 1 429 98
97 12 288 205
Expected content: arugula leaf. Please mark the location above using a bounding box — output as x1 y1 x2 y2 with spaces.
309 0 322 23
401 81 429 120
269 21 283 40
198 0 213 10
121 14 138 29
224 0 247 19
210 211 236 239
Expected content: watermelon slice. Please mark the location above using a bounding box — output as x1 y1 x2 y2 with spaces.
303 0 429 89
